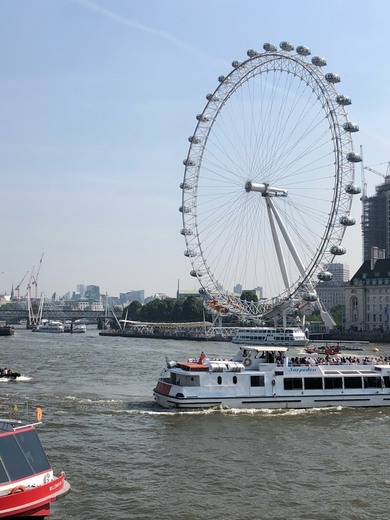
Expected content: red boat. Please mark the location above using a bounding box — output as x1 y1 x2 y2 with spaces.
0 410 70 518
305 344 340 356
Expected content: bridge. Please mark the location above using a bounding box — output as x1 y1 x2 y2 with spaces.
0 308 111 324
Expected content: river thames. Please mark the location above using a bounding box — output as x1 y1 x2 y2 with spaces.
1 327 390 519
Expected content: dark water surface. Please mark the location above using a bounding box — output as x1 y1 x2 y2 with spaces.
1 328 390 519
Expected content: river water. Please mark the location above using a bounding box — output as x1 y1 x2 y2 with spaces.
1 327 390 520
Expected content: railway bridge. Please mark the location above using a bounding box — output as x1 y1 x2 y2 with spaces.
0 308 109 325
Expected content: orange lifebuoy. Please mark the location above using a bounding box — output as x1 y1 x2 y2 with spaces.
244 358 252 367
11 486 26 495
36 407 43 422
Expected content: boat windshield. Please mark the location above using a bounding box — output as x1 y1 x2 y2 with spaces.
0 429 51 483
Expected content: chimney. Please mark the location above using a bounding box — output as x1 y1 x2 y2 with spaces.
371 246 379 271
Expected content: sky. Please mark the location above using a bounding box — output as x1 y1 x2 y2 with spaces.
1 0 389 299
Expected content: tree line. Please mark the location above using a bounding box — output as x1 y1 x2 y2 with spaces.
121 291 261 324
122 296 212 323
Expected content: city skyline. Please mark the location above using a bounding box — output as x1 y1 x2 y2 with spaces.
1 0 389 299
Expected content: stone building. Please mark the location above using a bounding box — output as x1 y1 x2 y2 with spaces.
345 248 390 332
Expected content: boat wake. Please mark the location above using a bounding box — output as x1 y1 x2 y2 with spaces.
16 375 32 382
120 403 346 416
0 375 31 383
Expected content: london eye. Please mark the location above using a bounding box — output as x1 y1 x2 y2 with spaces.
180 42 361 321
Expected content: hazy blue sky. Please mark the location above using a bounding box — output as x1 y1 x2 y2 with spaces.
1 0 389 299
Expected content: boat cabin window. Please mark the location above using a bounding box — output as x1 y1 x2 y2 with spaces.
171 373 200 387
0 429 51 483
324 377 342 389
343 376 362 389
284 378 303 390
383 376 390 388
304 377 323 390
217 376 222 385
250 375 264 387
363 376 382 388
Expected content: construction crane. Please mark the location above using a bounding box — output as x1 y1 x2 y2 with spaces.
364 162 390 180
14 271 29 300
32 253 44 299
26 267 35 299
360 145 389 200
360 145 367 201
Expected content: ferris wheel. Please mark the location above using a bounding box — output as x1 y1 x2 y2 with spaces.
179 42 361 319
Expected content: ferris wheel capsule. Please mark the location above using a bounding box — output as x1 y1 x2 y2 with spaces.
345 183 361 194
311 56 327 67
346 152 362 163
247 49 259 58
280 41 294 51
318 271 333 282
325 72 341 83
330 245 346 255
188 136 202 144
302 292 317 302
196 114 211 122
263 43 277 52
339 215 356 226
296 45 311 56
190 270 203 278
336 95 352 106
184 249 197 257
183 159 195 166
343 122 359 133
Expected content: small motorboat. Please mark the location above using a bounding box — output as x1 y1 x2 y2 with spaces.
0 369 20 381
0 406 70 518
0 326 15 337
305 344 340 356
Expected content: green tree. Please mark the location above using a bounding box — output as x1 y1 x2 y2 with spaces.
171 299 184 322
181 296 205 321
123 301 142 320
330 305 343 326
137 296 210 323
240 290 258 302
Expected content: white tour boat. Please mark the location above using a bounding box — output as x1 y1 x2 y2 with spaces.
32 320 65 333
232 326 308 347
154 346 390 410
64 322 87 333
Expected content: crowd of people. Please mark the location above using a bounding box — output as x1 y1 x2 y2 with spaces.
288 355 390 366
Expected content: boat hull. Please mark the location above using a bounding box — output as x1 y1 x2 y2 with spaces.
154 389 390 410
0 373 20 381
0 472 70 518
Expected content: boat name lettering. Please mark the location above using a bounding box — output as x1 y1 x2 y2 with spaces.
288 367 316 373
49 481 62 492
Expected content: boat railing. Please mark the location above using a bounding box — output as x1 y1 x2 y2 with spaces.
0 398 43 427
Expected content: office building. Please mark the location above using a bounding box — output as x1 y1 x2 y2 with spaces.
362 176 390 260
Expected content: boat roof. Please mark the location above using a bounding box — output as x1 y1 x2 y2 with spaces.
175 361 209 371
238 326 302 330
240 346 289 352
